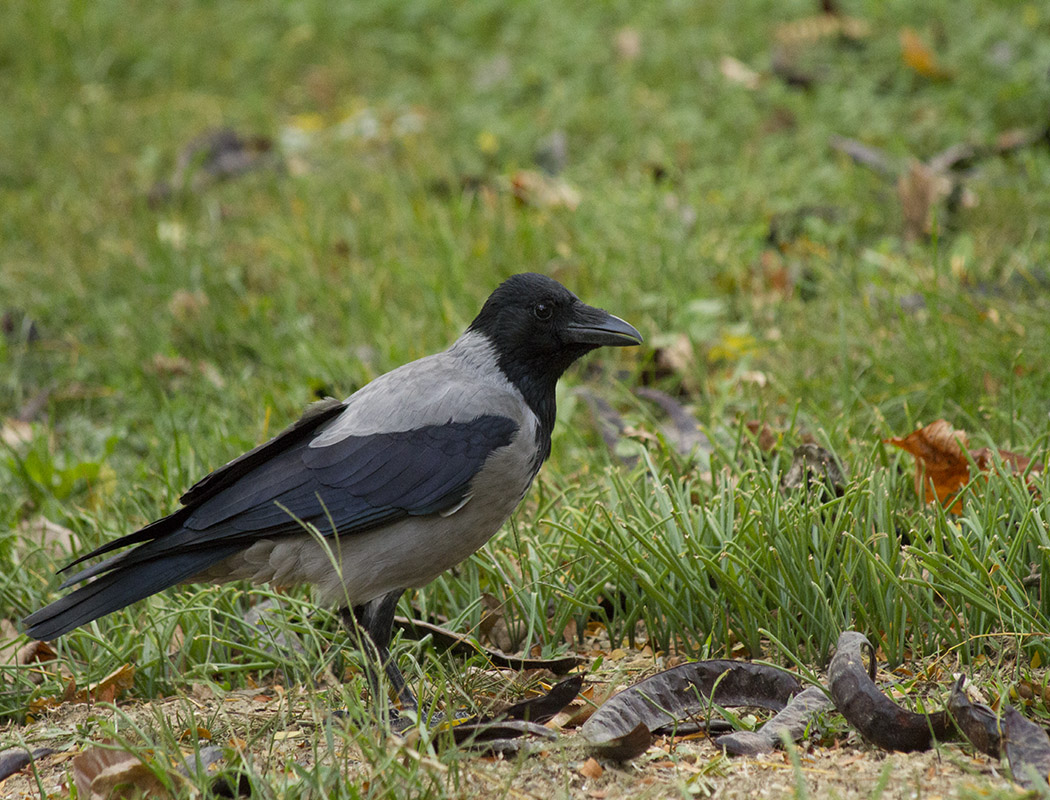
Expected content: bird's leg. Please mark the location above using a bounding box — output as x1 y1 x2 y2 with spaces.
340 588 417 712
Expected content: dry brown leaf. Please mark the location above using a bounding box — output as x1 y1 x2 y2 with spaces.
774 14 870 47
886 420 972 512
168 289 209 322
17 516 76 555
651 333 696 381
0 619 19 662
561 617 578 648
719 56 761 90
897 159 952 240
900 28 953 81
1 418 34 448
770 13 869 88
73 745 180 800
479 592 517 653
2 632 56 687
70 663 136 705
16 639 56 666
579 757 604 779
509 170 580 210
613 27 642 61
166 624 185 658
745 421 779 453
886 419 1040 513
147 354 225 390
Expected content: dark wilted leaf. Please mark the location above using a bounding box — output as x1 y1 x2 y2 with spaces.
0 748 53 782
947 676 1000 757
1002 705 1050 789
578 389 638 467
393 616 584 674
828 631 951 752
829 135 898 178
781 443 848 497
497 674 584 725
581 660 801 760
716 685 832 756
745 421 779 453
423 675 582 755
586 721 652 761
244 598 307 657
1 310 40 344
534 130 568 175
451 718 557 752
634 388 713 459
150 128 277 204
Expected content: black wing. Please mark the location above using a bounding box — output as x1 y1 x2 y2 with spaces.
23 409 518 639
58 397 349 570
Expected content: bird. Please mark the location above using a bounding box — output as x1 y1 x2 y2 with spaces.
23 272 642 711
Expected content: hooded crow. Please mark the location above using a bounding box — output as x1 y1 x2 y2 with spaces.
23 272 641 709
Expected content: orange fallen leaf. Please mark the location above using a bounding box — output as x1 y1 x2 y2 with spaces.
888 419 968 508
900 28 953 81
179 726 212 742
886 419 1040 513
579 757 604 779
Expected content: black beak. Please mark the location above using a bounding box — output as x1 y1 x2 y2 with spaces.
565 303 643 347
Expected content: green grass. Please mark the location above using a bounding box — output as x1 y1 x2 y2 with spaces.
3 0 1050 796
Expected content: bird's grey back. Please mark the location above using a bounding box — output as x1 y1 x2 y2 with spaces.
314 331 528 444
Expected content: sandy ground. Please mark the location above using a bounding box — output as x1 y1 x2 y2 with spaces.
0 680 1021 800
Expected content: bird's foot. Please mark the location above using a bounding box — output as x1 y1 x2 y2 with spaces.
387 704 475 733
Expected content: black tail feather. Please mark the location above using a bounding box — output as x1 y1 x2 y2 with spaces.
23 545 243 640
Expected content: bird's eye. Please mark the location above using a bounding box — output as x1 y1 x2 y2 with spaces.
533 302 553 321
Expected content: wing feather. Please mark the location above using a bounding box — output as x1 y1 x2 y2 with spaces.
57 414 520 587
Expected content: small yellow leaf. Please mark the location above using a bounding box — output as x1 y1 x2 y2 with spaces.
289 112 326 132
476 130 499 156
900 28 953 81
273 730 304 741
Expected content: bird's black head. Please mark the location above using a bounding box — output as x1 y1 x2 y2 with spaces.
467 272 641 441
